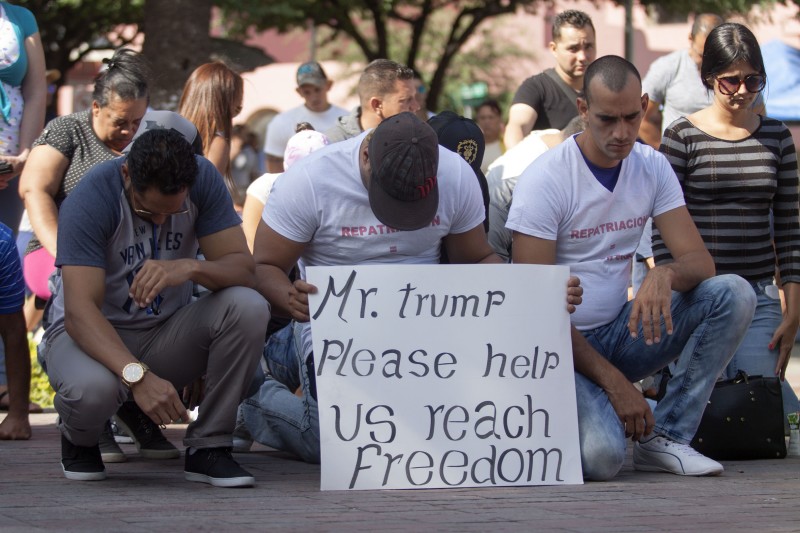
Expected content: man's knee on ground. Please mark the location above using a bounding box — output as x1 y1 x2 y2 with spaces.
581 438 625 481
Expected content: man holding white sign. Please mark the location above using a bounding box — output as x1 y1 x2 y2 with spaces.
508 55 756 480
241 112 581 468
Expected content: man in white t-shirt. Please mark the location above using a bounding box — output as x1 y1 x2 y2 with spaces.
239 112 581 462
508 55 756 481
263 62 346 173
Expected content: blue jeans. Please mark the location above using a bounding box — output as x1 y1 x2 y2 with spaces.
720 280 800 424
240 322 320 463
576 274 756 480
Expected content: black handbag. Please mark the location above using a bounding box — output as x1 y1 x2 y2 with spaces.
691 370 786 460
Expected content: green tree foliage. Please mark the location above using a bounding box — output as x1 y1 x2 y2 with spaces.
15 0 144 86
218 0 794 110
217 0 543 112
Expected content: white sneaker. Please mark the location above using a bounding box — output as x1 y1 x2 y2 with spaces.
634 435 723 476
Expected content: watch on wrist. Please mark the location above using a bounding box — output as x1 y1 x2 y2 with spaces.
121 362 149 388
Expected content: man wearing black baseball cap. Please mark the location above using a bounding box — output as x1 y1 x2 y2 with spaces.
239 111 582 463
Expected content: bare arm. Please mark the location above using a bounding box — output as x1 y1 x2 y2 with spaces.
63 265 188 425
443 224 503 265
128 225 255 309
206 135 230 178
19 144 70 256
632 206 715 343
253 220 308 320
6 32 47 177
638 99 663 150
241 195 266 254
503 104 538 149
773 281 800 380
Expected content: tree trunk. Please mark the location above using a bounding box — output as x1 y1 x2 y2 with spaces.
142 0 213 109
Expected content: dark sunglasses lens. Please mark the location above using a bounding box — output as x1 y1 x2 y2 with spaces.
717 77 740 95
745 75 765 92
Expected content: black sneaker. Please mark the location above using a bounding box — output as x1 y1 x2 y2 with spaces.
114 402 181 460
99 419 127 463
184 447 255 487
61 434 106 481
110 418 134 444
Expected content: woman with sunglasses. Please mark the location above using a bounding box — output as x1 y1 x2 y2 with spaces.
653 22 800 424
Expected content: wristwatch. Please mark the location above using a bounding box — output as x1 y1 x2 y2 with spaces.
121 362 149 388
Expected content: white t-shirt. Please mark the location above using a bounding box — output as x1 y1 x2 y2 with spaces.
246 172 281 206
506 137 685 330
264 131 486 356
486 129 557 262
265 131 485 269
481 140 503 174
263 104 347 158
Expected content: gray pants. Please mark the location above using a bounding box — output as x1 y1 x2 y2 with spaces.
41 286 269 449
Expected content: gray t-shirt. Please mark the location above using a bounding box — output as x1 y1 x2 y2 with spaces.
43 156 241 337
642 49 711 131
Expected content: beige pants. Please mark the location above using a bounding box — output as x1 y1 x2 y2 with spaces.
41 286 269 449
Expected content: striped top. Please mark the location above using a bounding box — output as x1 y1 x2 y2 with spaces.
653 116 800 284
0 222 24 314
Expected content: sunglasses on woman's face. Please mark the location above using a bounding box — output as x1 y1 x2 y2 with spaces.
715 74 766 96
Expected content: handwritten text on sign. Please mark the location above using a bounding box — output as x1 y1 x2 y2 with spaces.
307 264 582 491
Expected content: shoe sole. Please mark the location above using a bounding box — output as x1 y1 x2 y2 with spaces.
139 448 181 460
633 450 723 476
633 462 723 476
100 452 127 463
114 417 181 460
114 436 135 444
62 465 107 481
184 471 255 488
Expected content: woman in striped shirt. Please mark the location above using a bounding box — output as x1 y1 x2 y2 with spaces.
653 22 800 421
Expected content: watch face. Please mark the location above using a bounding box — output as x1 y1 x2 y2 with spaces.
123 363 144 383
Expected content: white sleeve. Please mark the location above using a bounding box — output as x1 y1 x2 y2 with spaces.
651 151 686 217
505 154 564 241
262 167 318 243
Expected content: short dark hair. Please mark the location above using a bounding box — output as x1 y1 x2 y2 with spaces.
583 55 641 105
358 59 415 105
700 22 765 90
476 99 502 117
561 115 586 137
552 10 595 41
126 129 198 195
92 48 150 107
691 13 723 39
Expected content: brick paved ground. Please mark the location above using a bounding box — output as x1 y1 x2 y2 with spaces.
1 413 799 531
2 355 800 531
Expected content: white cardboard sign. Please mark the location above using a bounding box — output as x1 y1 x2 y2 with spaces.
307 264 582 491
